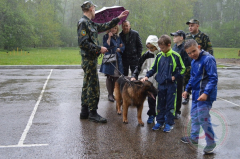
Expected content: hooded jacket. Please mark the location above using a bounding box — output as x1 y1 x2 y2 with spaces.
146 49 186 85
132 35 160 87
185 50 218 101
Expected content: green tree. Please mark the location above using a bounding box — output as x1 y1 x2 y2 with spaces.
0 0 36 50
34 0 62 47
192 0 240 47
121 0 196 47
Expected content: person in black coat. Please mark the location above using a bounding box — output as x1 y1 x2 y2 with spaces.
119 20 143 76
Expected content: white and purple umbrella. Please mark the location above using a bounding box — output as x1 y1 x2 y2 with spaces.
92 6 129 25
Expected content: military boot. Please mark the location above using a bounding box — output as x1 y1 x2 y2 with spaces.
89 110 107 123
80 105 89 119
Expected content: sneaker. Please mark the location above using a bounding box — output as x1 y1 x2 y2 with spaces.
182 98 189 105
204 143 216 154
89 110 107 123
181 136 198 144
147 115 155 124
152 123 164 130
163 124 173 132
174 113 180 119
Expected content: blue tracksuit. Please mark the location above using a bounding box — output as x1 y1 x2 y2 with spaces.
146 49 185 125
185 50 218 145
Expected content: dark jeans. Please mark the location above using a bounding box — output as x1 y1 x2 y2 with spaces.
147 94 157 117
122 60 137 76
176 77 183 114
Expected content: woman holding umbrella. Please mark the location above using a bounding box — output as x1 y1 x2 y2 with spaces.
100 25 125 102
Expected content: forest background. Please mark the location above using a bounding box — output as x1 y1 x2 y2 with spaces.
0 0 240 51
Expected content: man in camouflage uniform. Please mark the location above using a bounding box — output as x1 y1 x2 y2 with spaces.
183 19 213 104
77 1 129 123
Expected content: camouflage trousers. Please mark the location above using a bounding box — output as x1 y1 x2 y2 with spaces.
81 56 100 110
183 66 191 91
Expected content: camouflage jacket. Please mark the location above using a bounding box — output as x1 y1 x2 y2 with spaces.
185 30 213 55
77 15 120 59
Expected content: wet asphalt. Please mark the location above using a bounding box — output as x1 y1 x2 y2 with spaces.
0 66 240 159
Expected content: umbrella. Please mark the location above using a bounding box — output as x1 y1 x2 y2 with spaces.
92 6 128 25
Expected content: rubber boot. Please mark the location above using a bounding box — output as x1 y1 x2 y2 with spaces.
80 105 89 119
88 110 107 123
106 76 114 102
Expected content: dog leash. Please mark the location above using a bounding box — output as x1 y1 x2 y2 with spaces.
99 45 135 106
100 46 133 86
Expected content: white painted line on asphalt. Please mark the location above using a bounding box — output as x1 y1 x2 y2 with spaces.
217 97 240 107
18 69 53 146
0 144 48 148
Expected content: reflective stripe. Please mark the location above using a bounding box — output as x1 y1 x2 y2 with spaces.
199 66 205 97
171 54 177 72
173 84 177 116
172 51 186 75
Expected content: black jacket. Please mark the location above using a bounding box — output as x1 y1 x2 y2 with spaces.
132 51 154 80
119 29 143 63
172 42 192 67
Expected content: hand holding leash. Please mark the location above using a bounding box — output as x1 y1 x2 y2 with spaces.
101 47 108 54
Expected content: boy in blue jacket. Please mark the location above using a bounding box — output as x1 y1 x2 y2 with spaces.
141 35 185 132
181 39 218 154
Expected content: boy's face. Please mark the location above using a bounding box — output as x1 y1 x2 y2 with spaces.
159 44 171 53
173 36 183 43
146 43 157 53
185 45 201 60
188 23 199 35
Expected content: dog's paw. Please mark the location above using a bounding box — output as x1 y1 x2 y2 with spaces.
123 120 128 124
138 121 144 126
117 110 122 115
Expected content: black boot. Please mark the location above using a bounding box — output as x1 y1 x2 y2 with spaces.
106 76 114 102
89 110 107 123
80 105 89 119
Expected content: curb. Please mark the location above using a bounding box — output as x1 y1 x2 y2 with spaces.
0 65 82 69
0 64 239 69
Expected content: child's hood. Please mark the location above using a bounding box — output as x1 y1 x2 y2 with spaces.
146 35 161 53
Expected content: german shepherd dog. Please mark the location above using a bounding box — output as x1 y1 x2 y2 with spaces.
114 76 158 126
